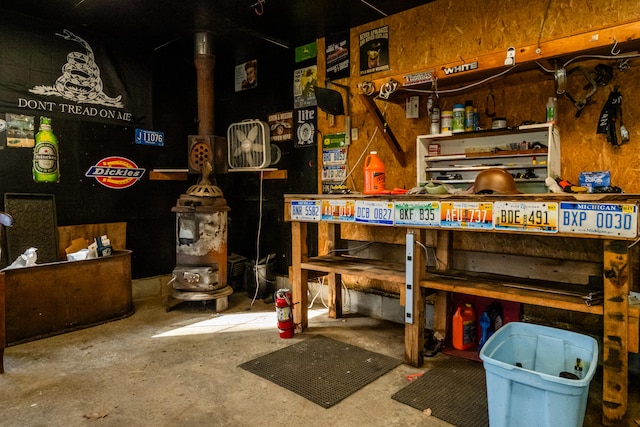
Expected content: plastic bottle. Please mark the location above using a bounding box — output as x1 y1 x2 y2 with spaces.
440 110 453 133
574 357 583 379
464 100 474 132
546 96 557 123
452 104 465 133
33 116 60 183
430 96 441 135
452 303 477 350
363 151 385 194
478 311 491 350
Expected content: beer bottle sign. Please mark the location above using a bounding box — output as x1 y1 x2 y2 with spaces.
33 117 60 183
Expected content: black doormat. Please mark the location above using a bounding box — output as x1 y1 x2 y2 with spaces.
392 358 489 427
238 334 402 408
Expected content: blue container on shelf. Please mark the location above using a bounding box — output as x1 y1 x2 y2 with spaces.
479 322 598 427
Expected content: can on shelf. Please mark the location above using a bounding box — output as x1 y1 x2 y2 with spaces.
441 111 453 133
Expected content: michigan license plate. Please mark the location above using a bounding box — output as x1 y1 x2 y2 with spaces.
290 200 321 221
493 202 558 233
322 148 347 165
559 202 638 238
440 201 493 229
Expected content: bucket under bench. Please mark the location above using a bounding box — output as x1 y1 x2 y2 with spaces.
285 193 640 426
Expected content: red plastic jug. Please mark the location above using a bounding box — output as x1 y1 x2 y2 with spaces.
452 303 477 350
363 151 385 194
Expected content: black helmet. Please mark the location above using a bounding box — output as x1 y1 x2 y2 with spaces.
474 168 520 194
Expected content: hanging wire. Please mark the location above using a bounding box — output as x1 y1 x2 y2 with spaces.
252 0 265 16
250 170 266 306
537 0 553 52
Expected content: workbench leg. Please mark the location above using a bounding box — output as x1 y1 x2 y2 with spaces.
324 223 342 319
405 229 425 367
433 291 449 342
602 240 628 426
327 272 342 319
433 230 453 342
291 222 309 332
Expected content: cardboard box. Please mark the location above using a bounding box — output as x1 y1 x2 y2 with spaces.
579 171 610 192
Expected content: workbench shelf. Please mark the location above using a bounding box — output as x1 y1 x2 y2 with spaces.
417 124 560 193
420 272 603 315
301 255 405 283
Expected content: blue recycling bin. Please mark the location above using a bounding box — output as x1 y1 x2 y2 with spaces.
479 322 598 427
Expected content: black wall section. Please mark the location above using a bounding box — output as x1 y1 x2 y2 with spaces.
0 10 317 279
213 42 318 275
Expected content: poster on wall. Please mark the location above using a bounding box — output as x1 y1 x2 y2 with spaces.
326 31 350 80
359 26 389 76
234 60 258 92
293 65 318 109
2 113 35 148
268 111 293 142
0 12 152 127
294 107 316 147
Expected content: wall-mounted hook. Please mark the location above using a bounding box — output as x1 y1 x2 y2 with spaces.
611 38 620 55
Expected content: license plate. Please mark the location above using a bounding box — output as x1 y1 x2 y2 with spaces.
355 201 394 225
290 200 321 221
440 201 493 229
134 128 164 146
322 148 347 165
321 199 355 222
493 202 558 233
321 165 347 182
559 202 638 238
395 201 440 226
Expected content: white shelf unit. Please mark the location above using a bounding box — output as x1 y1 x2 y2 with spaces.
416 123 560 193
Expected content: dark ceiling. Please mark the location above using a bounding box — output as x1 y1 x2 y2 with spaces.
3 0 433 52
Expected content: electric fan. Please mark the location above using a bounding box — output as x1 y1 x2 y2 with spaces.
227 119 280 170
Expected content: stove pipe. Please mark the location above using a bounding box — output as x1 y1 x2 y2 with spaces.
194 31 215 135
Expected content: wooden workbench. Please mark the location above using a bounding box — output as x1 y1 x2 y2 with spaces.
286 193 640 426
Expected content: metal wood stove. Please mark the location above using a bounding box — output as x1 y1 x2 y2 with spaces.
167 163 232 311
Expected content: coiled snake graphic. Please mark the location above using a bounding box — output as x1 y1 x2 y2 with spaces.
30 29 123 108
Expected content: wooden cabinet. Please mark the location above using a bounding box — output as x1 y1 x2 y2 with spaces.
3 250 133 346
416 123 560 193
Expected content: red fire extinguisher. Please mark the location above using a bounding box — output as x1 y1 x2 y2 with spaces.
275 289 294 339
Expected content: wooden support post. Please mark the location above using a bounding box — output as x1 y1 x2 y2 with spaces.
602 239 629 426
433 230 453 340
291 222 309 331
326 223 342 319
405 229 425 367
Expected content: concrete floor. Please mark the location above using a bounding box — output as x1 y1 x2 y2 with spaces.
1 291 639 427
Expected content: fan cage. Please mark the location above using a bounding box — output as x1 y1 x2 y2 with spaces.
227 120 271 170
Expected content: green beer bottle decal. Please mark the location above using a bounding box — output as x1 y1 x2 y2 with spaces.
33 117 60 183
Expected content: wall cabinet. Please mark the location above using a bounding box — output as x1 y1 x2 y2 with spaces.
416 123 560 193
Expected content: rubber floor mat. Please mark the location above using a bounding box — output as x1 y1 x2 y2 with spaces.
238 334 401 408
392 358 488 427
